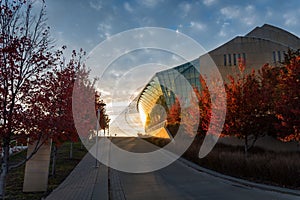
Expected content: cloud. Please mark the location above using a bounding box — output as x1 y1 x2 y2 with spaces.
220 6 240 19
266 7 273 18
283 12 299 27
137 0 164 8
203 0 217 6
218 22 230 37
89 0 102 11
97 22 112 39
190 21 206 31
178 2 192 17
220 5 257 26
124 2 134 13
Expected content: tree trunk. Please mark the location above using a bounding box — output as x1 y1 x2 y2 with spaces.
186 133 203 160
51 144 57 176
244 135 248 158
0 142 10 199
80 140 83 150
69 142 73 159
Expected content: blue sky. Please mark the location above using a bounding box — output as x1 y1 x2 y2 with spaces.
44 0 300 125
45 0 300 53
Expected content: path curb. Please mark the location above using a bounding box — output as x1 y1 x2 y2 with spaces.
178 157 300 197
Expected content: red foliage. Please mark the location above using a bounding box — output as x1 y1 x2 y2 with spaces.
197 77 212 135
166 98 181 125
166 50 300 152
181 87 201 137
275 51 300 142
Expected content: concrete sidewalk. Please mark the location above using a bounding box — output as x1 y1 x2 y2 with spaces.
44 138 300 200
44 153 108 200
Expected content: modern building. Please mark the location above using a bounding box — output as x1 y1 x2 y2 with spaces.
136 24 300 138
206 24 300 80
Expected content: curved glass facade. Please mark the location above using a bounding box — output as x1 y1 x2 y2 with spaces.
137 59 200 136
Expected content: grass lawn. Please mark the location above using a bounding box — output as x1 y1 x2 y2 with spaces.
5 141 87 200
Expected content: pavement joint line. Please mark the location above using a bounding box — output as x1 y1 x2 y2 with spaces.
91 164 109 200
178 157 300 197
109 168 126 200
44 153 101 200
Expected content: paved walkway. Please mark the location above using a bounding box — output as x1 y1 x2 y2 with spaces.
44 153 108 200
108 138 299 200
44 138 300 200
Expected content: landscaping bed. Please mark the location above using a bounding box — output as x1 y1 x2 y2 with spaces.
5 142 87 200
144 137 300 190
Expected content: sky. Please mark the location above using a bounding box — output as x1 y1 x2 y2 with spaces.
43 0 300 126
45 0 300 53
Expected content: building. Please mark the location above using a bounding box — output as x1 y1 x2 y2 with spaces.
206 24 300 79
136 24 300 138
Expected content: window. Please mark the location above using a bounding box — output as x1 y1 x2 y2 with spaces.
278 51 281 62
228 54 232 66
242 53 246 64
272 51 276 62
224 54 227 66
233 53 236 65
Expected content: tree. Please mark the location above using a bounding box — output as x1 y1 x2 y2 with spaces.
224 60 266 156
165 98 181 136
95 91 109 135
182 87 201 137
257 64 281 138
0 0 59 197
72 61 109 150
166 98 181 125
47 48 110 173
46 49 81 176
275 49 300 142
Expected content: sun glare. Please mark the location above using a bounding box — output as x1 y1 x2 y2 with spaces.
138 105 147 127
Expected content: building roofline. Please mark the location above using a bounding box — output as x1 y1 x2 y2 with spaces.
208 35 295 55
246 23 300 41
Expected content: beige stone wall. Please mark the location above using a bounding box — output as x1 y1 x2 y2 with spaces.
23 140 52 192
200 36 292 83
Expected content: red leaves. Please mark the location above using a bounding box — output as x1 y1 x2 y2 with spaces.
173 59 296 148
274 50 300 142
166 98 181 125
238 58 245 73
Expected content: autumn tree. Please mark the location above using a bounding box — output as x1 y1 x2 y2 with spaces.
72 61 110 150
224 61 267 156
95 91 109 136
46 49 83 176
0 0 60 197
166 98 181 136
275 49 300 142
182 87 201 137
257 64 281 137
166 98 181 125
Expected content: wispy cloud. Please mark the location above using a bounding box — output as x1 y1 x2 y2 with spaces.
97 22 112 39
283 12 299 27
124 2 134 13
203 0 217 6
220 6 240 19
218 22 230 37
89 0 102 11
220 5 257 26
178 2 192 17
190 21 206 31
137 0 164 8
